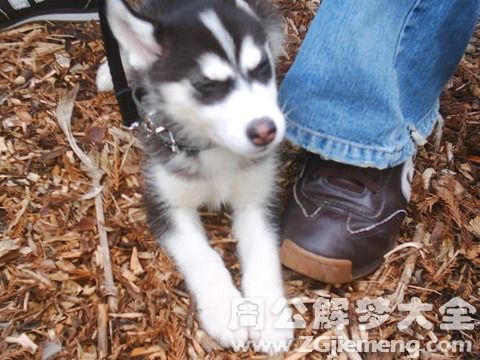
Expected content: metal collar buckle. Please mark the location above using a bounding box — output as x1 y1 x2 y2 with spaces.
128 87 180 153
128 114 179 153
145 116 179 153
128 86 213 154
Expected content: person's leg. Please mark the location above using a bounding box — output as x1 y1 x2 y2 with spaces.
280 0 480 283
0 0 98 30
280 0 479 168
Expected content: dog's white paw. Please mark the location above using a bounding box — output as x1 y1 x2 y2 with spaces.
197 288 249 350
96 62 114 92
250 299 294 355
250 326 294 355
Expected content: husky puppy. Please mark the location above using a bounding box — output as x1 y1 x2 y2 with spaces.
98 0 293 351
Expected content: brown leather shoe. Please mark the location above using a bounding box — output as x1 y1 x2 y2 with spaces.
280 154 413 284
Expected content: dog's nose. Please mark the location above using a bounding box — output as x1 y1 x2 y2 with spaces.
246 118 277 146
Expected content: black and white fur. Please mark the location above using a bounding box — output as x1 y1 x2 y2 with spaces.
98 0 292 352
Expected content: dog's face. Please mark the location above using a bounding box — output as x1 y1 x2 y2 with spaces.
106 0 285 157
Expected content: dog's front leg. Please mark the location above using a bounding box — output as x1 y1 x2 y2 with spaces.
233 206 294 353
162 207 248 348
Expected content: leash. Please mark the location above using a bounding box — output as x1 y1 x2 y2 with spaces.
98 0 140 128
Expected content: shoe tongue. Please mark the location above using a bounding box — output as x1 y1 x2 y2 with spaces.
327 176 366 193
308 158 380 193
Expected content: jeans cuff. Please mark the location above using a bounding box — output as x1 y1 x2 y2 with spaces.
285 105 440 169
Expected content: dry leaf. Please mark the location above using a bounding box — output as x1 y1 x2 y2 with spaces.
421 168 436 190
130 346 166 357
5 333 38 354
0 239 20 257
85 126 107 145
74 217 97 231
468 215 480 238
14 109 33 123
130 246 144 276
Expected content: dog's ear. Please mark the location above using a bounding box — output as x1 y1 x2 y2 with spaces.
105 0 163 70
237 0 284 58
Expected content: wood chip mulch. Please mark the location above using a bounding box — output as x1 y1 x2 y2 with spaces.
0 1 479 359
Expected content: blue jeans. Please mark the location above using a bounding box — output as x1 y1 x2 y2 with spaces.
279 0 480 169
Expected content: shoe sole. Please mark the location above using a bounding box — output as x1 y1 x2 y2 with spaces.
1 11 99 30
280 239 386 284
280 239 354 284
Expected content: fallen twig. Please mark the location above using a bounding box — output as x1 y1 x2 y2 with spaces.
98 303 109 359
388 224 427 311
56 85 118 310
5 196 29 235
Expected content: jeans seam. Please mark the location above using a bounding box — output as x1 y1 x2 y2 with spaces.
393 0 423 67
